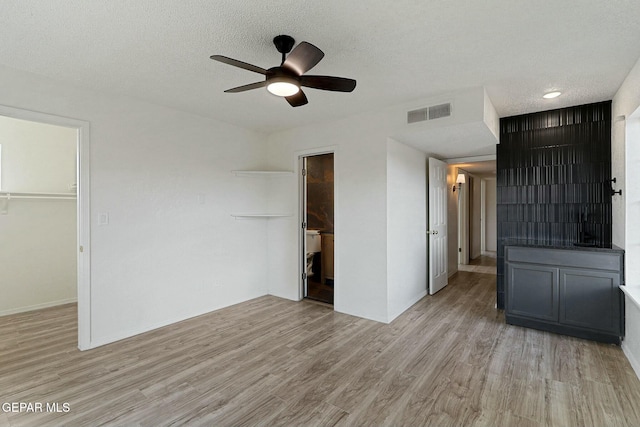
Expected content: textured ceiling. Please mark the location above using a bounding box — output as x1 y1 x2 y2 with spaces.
1 1 639 137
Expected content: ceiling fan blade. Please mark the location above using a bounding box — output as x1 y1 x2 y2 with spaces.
300 75 356 92
282 42 324 75
224 81 266 93
286 90 308 107
210 55 267 75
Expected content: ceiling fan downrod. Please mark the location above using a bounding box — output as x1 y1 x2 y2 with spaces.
273 35 295 65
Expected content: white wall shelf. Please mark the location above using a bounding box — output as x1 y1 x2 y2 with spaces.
231 170 294 176
231 213 292 219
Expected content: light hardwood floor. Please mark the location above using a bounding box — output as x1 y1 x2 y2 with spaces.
2 271 640 426
459 255 497 275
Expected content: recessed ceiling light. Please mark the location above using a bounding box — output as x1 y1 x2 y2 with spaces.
543 91 562 99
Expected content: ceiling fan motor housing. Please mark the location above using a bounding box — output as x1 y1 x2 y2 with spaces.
273 35 295 55
266 67 300 96
267 67 299 83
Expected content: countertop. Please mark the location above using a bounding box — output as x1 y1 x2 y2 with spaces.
502 240 624 254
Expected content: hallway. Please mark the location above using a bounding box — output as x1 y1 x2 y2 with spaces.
458 254 497 275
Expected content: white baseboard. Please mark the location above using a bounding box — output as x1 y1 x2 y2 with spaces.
0 298 77 317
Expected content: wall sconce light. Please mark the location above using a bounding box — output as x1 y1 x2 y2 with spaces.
453 173 465 192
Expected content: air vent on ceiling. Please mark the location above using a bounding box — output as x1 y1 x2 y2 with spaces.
407 102 452 124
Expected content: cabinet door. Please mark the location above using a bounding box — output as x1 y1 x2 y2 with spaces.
507 263 559 321
321 233 334 282
559 268 621 334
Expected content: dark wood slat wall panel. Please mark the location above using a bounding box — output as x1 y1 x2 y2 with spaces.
496 101 612 309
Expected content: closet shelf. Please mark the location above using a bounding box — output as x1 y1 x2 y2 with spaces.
231 170 294 176
231 213 292 219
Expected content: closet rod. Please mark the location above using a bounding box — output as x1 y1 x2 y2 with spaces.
0 191 77 200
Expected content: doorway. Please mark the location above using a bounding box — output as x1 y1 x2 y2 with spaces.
0 105 90 350
452 160 497 273
301 153 335 304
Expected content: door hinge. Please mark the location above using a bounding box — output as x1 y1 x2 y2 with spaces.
459 247 462 252
302 222 307 229
302 168 307 176
302 272 307 280
79 245 84 253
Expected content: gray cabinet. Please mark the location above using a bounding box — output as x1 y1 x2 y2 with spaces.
507 264 559 321
559 268 621 333
505 245 624 344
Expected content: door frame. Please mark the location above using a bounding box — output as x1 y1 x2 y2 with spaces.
457 169 470 265
295 146 337 303
0 104 91 350
481 178 487 254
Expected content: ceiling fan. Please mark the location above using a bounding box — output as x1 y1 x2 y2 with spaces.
210 35 356 107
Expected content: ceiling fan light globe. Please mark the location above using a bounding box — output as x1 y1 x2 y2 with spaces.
267 81 300 97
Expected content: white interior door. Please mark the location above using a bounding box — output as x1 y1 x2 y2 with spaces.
428 157 448 294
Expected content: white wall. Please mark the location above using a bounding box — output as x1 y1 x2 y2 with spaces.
0 64 269 348
624 294 640 380
392 87 499 157
266 108 435 324
483 88 500 141
0 116 77 192
0 117 77 315
484 178 497 252
0 201 76 315
264 87 497 323
266 110 391 322
386 138 427 321
612 54 640 378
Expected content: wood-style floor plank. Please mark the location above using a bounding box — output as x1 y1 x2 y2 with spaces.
2 270 640 426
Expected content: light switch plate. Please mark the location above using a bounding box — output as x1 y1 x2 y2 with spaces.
99 212 109 225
